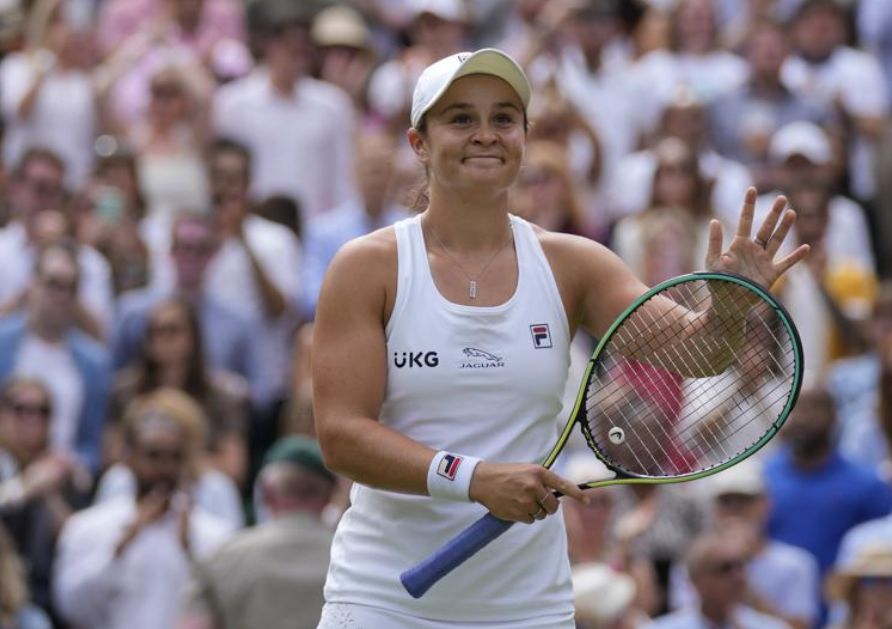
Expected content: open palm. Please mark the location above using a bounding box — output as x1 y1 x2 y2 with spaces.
705 187 810 288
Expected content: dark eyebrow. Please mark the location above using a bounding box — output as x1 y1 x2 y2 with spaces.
435 101 523 118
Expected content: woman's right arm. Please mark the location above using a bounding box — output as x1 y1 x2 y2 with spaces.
313 231 586 521
312 232 434 495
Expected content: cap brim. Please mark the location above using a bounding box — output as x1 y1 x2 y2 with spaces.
414 48 530 127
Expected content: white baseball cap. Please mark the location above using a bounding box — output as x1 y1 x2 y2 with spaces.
768 121 832 165
410 48 531 129
706 458 765 498
572 562 636 623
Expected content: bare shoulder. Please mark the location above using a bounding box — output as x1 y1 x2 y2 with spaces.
528 224 647 335
318 226 399 322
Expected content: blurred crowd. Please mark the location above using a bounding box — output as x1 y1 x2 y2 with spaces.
0 0 889 627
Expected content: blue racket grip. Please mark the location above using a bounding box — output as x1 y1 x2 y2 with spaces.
400 513 515 598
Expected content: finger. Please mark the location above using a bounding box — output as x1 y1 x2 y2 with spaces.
542 470 587 503
755 195 787 245
774 244 811 276
705 219 723 269
735 187 758 238
765 209 797 257
536 490 560 515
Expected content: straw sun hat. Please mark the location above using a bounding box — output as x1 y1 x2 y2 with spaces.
825 545 892 602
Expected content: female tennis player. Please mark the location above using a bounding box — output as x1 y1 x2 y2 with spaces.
312 48 809 628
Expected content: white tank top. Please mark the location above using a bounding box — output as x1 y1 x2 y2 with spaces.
324 214 574 623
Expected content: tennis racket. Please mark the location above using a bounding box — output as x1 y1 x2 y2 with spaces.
400 271 803 598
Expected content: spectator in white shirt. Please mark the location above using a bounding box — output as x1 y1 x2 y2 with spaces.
204 137 301 411
53 388 234 629
213 4 356 219
0 0 98 188
670 460 819 629
646 528 791 629
0 148 114 338
782 0 889 203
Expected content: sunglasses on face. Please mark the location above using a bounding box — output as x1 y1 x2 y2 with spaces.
173 239 214 256
42 275 78 295
150 322 187 338
5 401 51 419
709 557 748 576
139 446 185 463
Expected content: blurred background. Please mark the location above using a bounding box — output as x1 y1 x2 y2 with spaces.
0 0 889 627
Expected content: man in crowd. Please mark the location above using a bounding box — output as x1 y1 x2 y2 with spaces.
648 528 790 629
179 435 336 629
53 389 233 629
0 243 110 472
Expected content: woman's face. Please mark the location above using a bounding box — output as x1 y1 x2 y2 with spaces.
654 158 699 208
147 304 193 366
0 384 51 461
149 78 189 126
513 164 565 229
412 74 526 198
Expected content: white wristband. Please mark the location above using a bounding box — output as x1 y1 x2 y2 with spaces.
426 450 482 502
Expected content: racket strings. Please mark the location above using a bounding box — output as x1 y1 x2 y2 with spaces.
583 280 797 477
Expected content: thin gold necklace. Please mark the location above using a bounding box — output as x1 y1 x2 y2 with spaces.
425 217 513 300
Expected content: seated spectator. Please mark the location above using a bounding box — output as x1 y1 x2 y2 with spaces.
645 528 790 629
179 436 336 629
0 376 91 621
670 459 820 629
114 213 260 406
111 296 248 487
764 385 892 623
301 129 409 317
53 389 235 629
825 545 892 629
0 243 110 473
0 521 51 629
0 148 114 337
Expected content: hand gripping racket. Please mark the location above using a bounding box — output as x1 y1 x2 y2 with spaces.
400 271 803 598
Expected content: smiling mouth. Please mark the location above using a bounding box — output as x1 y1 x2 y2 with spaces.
463 156 503 162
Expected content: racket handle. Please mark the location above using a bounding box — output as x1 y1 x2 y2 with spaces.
400 513 514 598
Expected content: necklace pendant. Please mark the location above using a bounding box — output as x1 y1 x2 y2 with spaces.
469 280 477 299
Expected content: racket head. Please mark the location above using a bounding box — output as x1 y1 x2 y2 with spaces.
559 272 803 488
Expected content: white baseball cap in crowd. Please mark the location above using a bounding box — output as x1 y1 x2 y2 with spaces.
706 457 765 498
768 120 832 165
409 0 467 23
410 48 531 129
572 562 636 623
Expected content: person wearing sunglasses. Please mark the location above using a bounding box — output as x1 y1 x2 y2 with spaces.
0 376 91 623
0 243 111 474
53 388 234 629
647 527 790 629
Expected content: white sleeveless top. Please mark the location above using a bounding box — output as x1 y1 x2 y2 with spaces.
323 214 574 623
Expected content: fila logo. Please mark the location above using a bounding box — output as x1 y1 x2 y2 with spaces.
437 454 462 480
530 324 552 349
394 351 440 368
